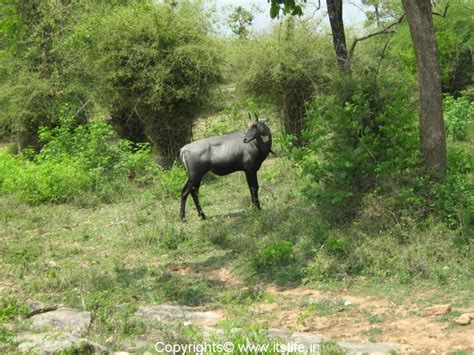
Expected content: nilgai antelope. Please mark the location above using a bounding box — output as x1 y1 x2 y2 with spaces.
179 113 273 221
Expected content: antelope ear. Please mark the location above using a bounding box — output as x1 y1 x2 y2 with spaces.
248 112 252 120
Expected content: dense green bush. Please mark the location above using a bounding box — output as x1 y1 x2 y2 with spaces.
433 2 473 94
431 144 473 233
0 0 104 150
239 20 333 145
291 77 420 222
0 108 157 204
444 94 474 141
253 240 294 270
0 1 221 166
0 151 91 204
385 2 473 95
289 73 473 234
90 1 222 166
154 164 187 199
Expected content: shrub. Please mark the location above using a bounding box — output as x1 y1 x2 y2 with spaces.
253 240 294 270
292 79 420 222
155 164 187 199
0 107 158 203
91 1 222 166
0 0 103 150
239 19 333 145
444 94 473 141
0 297 27 321
0 151 90 204
430 145 473 234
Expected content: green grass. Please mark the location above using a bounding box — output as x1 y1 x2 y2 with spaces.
0 138 473 352
0 157 302 351
299 297 349 317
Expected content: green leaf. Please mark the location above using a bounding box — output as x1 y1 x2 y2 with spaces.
292 6 303 16
270 4 279 19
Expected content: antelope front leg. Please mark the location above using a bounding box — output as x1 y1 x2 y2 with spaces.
245 171 260 209
180 179 194 221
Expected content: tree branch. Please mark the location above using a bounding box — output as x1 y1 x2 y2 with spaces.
432 3 449 17
348 15 405 60
305 0 321 19
374 33 394 82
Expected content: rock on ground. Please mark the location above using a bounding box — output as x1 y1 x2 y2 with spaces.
268 328 400 354
425 304 452 316
135 304 221 326
25 300 57 317
15 332 108 354
338 340 402 354
455 314 471 325
136 305 402 354
31 307 92 336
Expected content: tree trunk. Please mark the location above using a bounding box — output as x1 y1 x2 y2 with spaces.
401 0 447 178
326 0 350 74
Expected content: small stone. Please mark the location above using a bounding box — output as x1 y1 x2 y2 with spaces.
344 300 352 306
16 332 108 354
290 332 323 349
47 260 58 268
338 341 401 354
25 300 56 317
425 304 452 316
31 307 91 336
135 305 221 327
267 328 291 340
455 314 471 325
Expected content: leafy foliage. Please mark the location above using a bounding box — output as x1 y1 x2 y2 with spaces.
0 108 157 204
90 1 222 166
444 94 474 141
292 75 420 222
0 1 221 166
229 6 254 40
239 21 333 144
433 1 473 94
267 0 305 19
0 0 103 149
0 0 472 298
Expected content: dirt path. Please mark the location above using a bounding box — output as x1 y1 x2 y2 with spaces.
184 265 474 353
259 285 473 354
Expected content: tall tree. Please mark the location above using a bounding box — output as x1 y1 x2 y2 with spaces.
268 0 349 75
326 0 349 74
401 0 447 178
229 6 254 40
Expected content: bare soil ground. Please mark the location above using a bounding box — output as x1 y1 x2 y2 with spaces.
187 265 474 354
